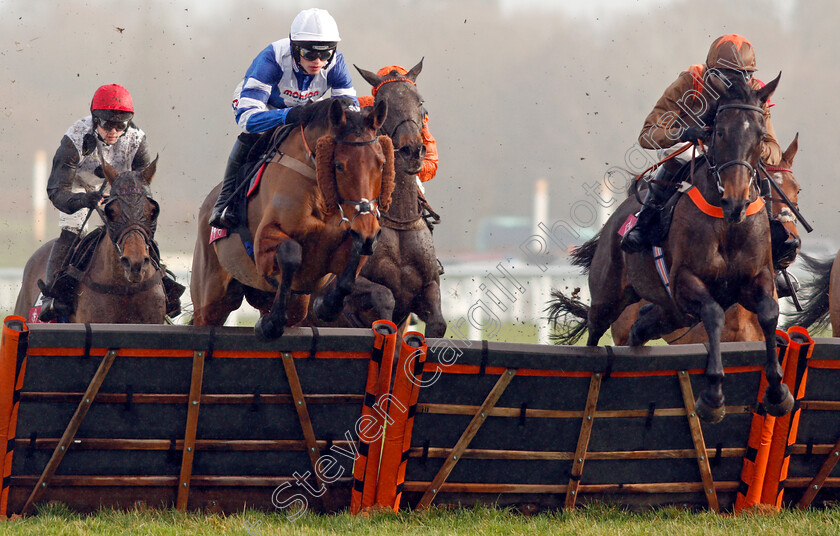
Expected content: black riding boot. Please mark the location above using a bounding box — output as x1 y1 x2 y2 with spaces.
162 270 186 318
38 229 77 321
208 135 255 229
620 167 677 253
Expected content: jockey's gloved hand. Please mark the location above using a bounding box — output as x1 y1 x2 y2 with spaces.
679 125 709 144
284 106 304 125
80 190 104 209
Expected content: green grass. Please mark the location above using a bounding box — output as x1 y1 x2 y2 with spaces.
3 503 840 535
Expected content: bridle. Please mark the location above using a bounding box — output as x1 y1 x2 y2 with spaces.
704 103 766 195
98 183 158 260
332 134 383 226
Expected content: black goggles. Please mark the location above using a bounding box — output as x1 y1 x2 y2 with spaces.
299 47 335 61
98 119 130 132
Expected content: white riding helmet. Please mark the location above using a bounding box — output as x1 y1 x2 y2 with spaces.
290 8 341 43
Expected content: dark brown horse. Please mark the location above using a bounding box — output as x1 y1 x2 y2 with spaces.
305 60 446 337
14 158 166 323
783 250 840 336
191 98 395 340
549 74 792 423
610 134 803 344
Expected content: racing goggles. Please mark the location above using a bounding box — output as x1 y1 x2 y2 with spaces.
299 46 335 61
98 119 130 132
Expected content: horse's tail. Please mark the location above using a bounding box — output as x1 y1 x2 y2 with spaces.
570 232 600 275
782 253 833 331
546 287 590 345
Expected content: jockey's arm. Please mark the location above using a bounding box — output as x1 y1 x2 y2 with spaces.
760 107 782 166
130 135 152 170
47 136 92 215
638 72 695 151
419 118 438 183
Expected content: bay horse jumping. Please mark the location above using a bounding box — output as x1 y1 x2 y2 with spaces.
610 134 803 344
305 59 446 337
14 158 166 323
549 73 793 423
783 250 840 336
191 98 395 340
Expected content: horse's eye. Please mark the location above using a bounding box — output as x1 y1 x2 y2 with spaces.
149 203 160 220
104 203 117 221
334 162 345 174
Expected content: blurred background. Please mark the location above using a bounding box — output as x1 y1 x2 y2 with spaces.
1 0 836 339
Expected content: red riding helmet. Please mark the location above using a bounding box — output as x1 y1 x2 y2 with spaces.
90 84 134 123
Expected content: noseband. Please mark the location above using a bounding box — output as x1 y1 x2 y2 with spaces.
333 134 383 225
100 187 158 258
706 103 766 194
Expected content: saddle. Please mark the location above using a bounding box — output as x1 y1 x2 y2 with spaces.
647 157 702 247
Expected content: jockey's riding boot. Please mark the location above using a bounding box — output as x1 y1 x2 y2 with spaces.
620 168 675 254
769 218 801 270
38 229 77 322
775 270 800 299
162 270 186 318
208 136 253 229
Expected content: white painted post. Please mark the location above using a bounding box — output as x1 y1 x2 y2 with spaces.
533 179 551 345
33 150 48 242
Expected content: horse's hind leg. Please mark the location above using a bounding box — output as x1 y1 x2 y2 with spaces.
313 235 364 322
254 239 301 340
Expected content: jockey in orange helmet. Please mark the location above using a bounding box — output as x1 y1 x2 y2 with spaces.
621 34 782 254
358 65 439 189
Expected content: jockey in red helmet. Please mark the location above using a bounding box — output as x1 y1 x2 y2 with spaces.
39 84 183 321
209 8 359 229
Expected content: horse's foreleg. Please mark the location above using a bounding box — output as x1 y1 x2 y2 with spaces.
741 273 793 417
254 239 302 340
313 235 364 322
416 282 447 338
674 271 726 423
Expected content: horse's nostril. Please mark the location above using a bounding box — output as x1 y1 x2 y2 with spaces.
120 257 131 270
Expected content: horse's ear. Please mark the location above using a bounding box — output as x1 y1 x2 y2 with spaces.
368 99 388 131
101 160 119 185
756 72 781 106
354 65 382 88
782 132 799 166
140 155 159 185
405 57 424 82
329 98 347 130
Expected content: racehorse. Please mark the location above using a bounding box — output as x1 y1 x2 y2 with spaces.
610 134 803 344
783 251 840 336
14 158 166 323
548 73 793 423
191 98 395 340
305 60 446 337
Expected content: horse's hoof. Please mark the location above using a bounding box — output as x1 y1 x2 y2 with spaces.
695 394 726 424
313 296 341 322
763 383 794 417
255 316 284 341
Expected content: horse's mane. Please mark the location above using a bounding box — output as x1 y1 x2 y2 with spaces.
298 96 358 127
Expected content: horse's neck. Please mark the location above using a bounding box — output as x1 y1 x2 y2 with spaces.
384 170 421 221
92 238 126 283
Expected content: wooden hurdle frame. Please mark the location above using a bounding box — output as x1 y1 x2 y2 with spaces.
1 317 838 517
